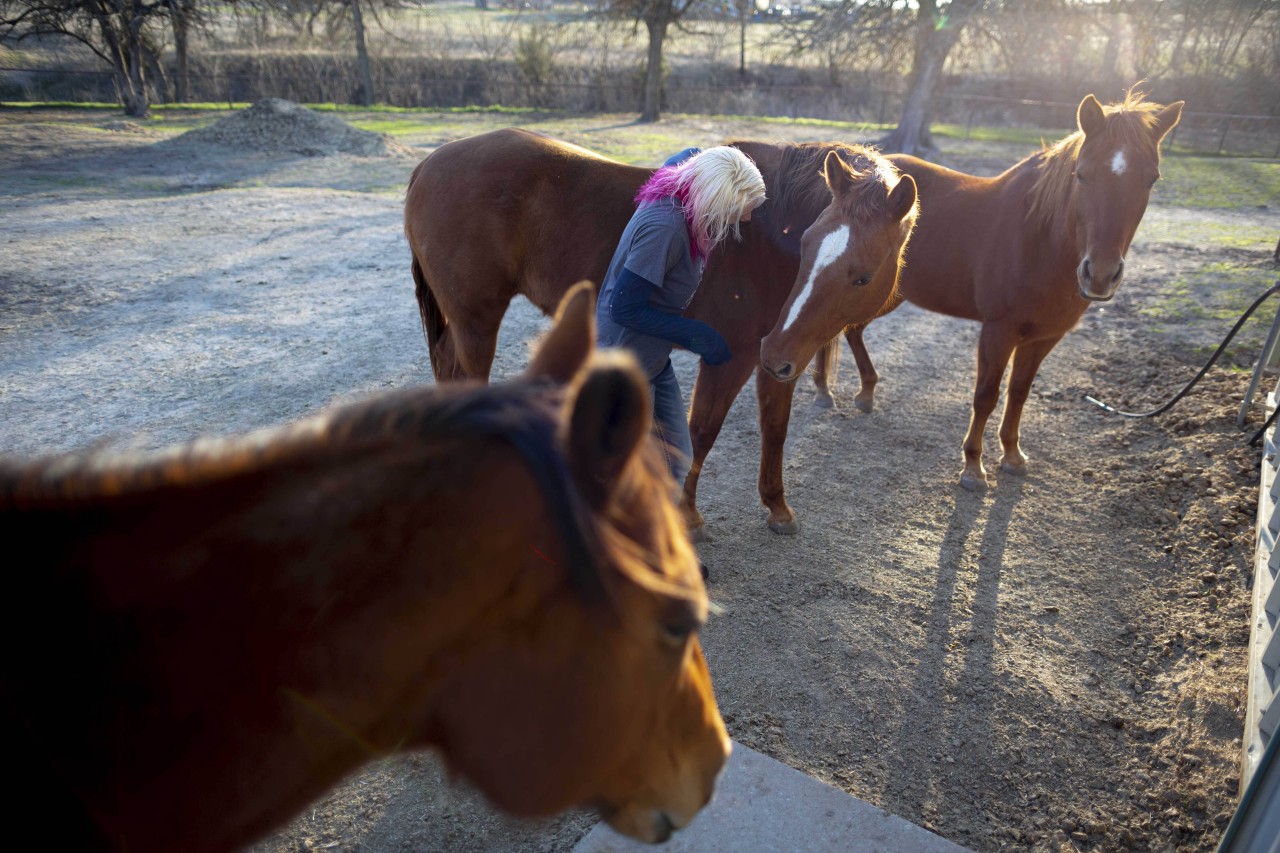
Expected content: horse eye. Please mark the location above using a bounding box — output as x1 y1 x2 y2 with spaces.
659 600 702 646
1075 172 1087 185
852 275 870 287
662 622 693 645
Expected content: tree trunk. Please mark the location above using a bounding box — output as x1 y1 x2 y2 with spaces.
882 40 945 156
350 0 373 107
738 0 747 77
880 0 984 159
172 0 191 103
640 0 672 122
97 2 150 117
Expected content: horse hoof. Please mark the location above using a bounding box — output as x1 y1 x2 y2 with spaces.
768 518 800 535
1000 460 1028 476
853 397 874 413
812 394 836 410
959 472 989 492
687 524 707 544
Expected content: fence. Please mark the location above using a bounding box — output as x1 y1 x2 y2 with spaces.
1243 290 1280 795
2 64 1278 158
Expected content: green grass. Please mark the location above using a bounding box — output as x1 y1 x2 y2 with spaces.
1137 216 1277 252
932 122 1059 147
1137 259 1278 362
1157 156 1280 210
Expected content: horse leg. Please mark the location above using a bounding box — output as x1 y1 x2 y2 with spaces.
757 370 801 534
449 323 505 383
682 354 758 541
811 339 839 410
439 284 516 382
998 334 1063 475
961 323 1018 492
844 324 880 413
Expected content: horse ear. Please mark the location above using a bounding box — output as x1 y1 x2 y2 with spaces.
1154 100 1184 143
1077 94 1106 137
524 281 595 384
888 174 917 222
565 352 651 508
822 150 855 197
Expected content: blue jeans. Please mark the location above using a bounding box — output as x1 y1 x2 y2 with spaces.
650 359 693 486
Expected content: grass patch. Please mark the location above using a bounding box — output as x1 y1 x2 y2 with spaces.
1138 260 1279 362
1141 261 1272 322
1156 156 1280 210
932 122 1063 147
1136 215 1277 252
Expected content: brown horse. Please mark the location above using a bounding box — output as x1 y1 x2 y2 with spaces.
0 285 728 852
405 130 917 534
814 92 1183 491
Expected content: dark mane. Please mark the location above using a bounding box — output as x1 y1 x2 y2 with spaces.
1027 90 1170 233
738 141 904 254
0 381 618 602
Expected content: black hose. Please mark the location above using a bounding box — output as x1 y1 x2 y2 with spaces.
1249 405 1280 447
1084 280 1280 418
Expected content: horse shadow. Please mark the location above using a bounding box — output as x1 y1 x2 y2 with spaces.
879 474 1028 825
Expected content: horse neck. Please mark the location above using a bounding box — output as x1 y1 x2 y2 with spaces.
1 436 569 851
1010 150 1086 277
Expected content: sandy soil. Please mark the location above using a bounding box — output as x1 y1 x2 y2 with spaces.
1 106 1278 852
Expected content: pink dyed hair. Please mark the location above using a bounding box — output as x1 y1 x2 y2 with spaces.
635 147 766 261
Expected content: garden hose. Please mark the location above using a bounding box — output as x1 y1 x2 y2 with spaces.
1084 280 1280 420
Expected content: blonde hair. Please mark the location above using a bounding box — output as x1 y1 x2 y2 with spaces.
637 146 767 259
683 147 766 254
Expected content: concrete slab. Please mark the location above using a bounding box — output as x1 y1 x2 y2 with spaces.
573 742 970 853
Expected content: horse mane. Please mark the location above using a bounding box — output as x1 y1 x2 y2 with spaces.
740 141 905 253
1026 90 1169 234
0 380 673 604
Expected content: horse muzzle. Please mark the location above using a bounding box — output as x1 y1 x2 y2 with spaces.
761 360 801 383
1077 256 1124 302
759 341 805 384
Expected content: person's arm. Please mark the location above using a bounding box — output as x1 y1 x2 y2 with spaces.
608 267 732 365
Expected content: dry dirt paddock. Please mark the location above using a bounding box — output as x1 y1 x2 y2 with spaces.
1 105 1278 852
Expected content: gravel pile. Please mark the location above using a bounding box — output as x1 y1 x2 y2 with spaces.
171 98 412 157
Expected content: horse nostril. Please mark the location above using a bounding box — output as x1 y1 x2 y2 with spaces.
776 363 793 379
1082 258 1092 282
1112 259 1125 283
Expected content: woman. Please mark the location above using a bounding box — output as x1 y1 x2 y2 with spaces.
596 145 767 487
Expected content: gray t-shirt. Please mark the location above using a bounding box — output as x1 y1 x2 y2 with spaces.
596 198 705 379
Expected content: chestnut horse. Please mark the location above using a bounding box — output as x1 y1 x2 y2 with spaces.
814 92 1183 491
405 130 917 534
0 285 729 852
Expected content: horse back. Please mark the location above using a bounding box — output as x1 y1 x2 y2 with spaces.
890 154 1080 324
406 128 650 314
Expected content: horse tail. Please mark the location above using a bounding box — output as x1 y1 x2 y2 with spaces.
413 256 447 379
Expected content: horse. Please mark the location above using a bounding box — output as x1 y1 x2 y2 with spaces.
0 284 729 852
405 130 917 534
813 91 1183 491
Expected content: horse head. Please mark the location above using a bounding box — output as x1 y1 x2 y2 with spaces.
434 283 729 843
759 149 917 382
1068 93 1183 302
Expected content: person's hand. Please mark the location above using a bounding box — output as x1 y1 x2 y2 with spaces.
689 324 733 366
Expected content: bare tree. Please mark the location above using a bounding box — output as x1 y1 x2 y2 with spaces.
612 0 697 122
0 0 173 115
774 0 905 87
349 0 372 105
880 0 986 157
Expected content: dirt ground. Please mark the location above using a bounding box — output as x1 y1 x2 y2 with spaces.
2 105 1278 853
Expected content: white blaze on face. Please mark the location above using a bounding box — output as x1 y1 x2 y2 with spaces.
1110 149 1128 175
782 225 851 333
